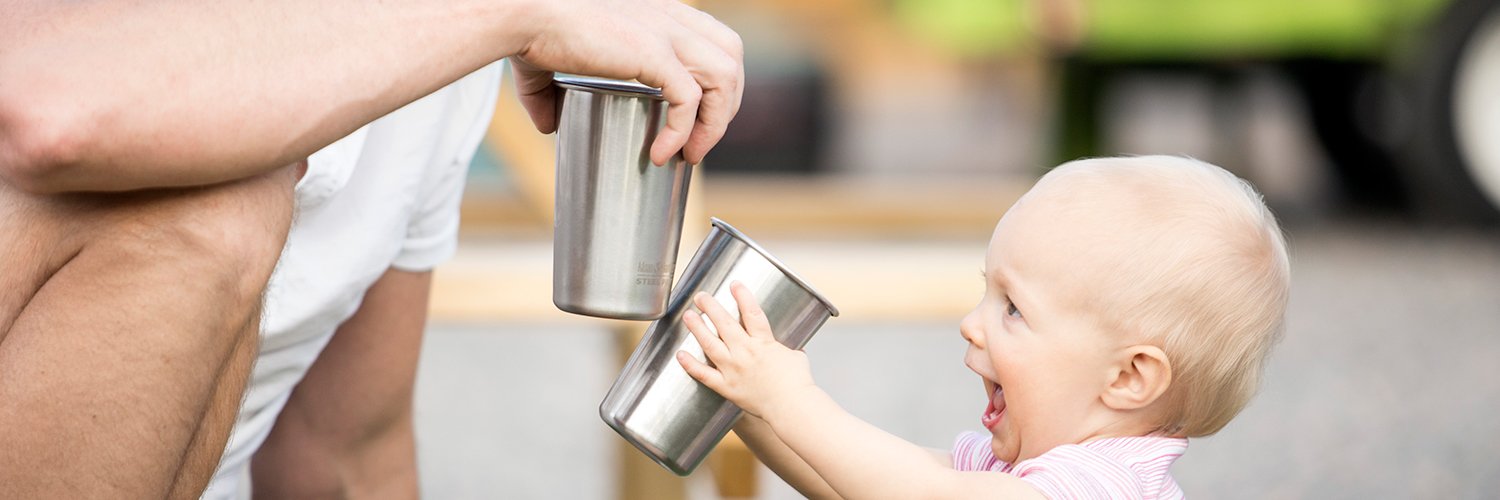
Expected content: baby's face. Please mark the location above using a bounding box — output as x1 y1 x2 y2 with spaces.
958 184 1133 464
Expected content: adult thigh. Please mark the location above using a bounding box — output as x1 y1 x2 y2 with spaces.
0 166 298 498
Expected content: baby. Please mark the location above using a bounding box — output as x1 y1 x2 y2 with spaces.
676 155 1290 499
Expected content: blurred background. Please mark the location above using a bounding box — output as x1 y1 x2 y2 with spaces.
415 0 1500 498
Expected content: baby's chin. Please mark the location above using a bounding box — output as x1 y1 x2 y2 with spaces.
989 433 1021 464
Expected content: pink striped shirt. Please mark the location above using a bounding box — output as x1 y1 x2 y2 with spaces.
951 432 1188 499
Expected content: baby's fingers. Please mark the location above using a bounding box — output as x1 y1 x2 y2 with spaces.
683 308 731 363
728 282 774 340
676 351 726 392
693 292 749 345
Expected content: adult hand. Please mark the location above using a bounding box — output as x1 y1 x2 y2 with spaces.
676 282 816 420
510 0 744 166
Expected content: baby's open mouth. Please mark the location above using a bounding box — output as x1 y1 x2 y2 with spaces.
981 381 1006 429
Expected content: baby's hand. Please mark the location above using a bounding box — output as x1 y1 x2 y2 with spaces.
676 282 816 420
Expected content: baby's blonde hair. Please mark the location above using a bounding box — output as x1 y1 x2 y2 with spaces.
1038 156 1290 437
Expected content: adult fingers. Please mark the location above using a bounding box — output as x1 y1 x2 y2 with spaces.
682 80 733 166
693 291 748 345
728 282 773 340
667 3 744 115
510 59 560 134
632 41 700 166
682 309 731 364
668 3 744 63
668 32 739 165
676 351 726 391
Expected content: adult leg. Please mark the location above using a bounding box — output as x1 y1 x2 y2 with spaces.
0 165 298 498
251 269 431 499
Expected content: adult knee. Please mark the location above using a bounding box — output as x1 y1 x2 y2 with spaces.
98 166 300 312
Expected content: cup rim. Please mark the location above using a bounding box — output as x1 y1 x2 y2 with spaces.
554 76 665 100
709 217 840 317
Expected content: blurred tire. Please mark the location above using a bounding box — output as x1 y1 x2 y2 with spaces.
1402 0 1500 223
1285 59 1408 210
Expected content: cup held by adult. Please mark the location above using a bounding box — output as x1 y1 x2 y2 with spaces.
507 0 744 166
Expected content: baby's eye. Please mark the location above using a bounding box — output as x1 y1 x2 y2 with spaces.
1006 299 1023 319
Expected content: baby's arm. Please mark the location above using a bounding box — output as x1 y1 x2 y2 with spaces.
678 284 1045 499
736 413 954 499
732 414 839 499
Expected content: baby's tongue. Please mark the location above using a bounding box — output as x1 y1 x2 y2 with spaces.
981 385 1006 428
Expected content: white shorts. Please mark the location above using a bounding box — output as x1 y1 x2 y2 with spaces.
201 60 504 500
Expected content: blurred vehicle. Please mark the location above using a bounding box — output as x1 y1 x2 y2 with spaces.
1035 0 1500 221
706 0 1498 220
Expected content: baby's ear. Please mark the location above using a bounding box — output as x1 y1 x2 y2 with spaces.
1100 345 1172 411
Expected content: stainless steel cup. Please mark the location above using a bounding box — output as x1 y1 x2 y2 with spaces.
552 76 692 320
600 218 840 475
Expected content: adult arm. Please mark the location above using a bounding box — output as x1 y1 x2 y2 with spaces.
251 268 432 499
0 0 741 193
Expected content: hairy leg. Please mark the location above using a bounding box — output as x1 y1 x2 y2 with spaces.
252 269 431 500
0 165 297 498
166 311 263 498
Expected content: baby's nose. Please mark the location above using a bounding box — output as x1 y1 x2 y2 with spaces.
958 314 983 346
